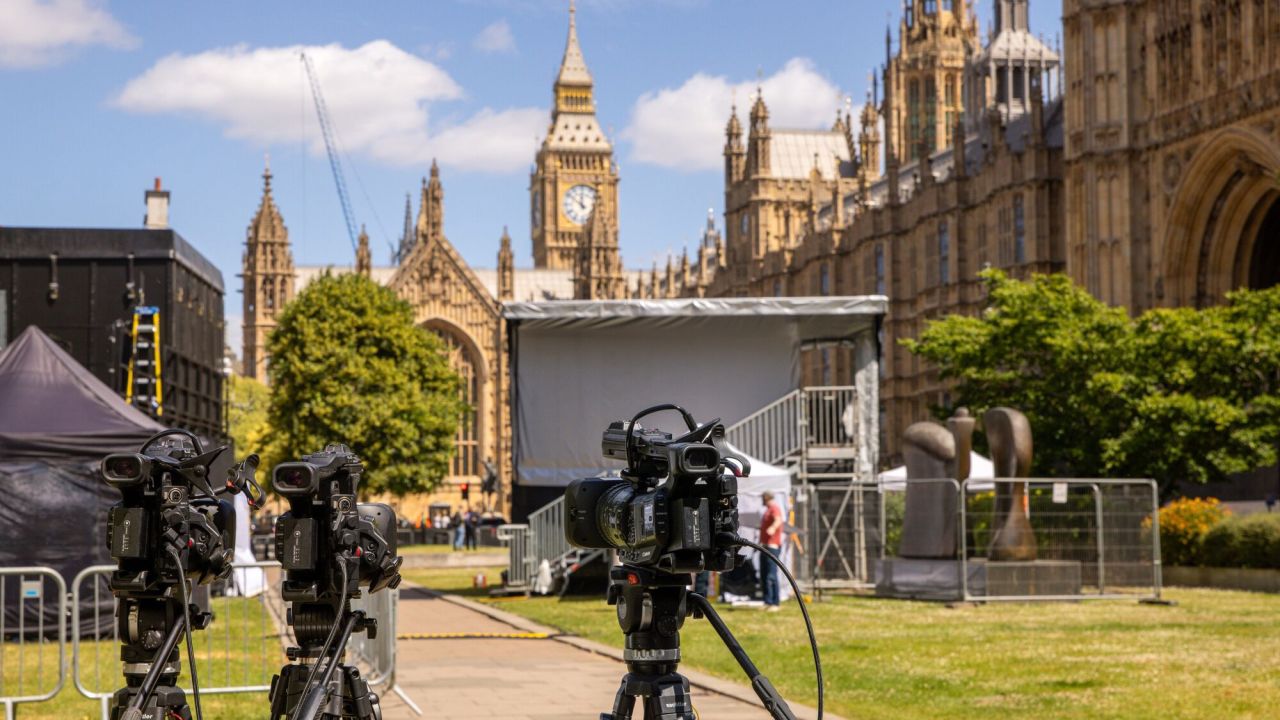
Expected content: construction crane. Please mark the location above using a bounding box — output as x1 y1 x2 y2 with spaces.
300 51 359 254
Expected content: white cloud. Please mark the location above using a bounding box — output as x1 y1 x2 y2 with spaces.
473 19 516 54
0 0 136 68
621 58 845 172
113 41 546 173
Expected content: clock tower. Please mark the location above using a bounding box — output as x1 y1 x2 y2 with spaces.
530 1 619 270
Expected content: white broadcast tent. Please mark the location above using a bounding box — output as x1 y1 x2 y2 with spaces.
502 297 887 518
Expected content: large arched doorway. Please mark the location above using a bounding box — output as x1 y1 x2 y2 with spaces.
1164 127 1280 306
1246 199 1280 290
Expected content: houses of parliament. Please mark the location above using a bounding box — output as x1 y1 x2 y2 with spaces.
241 0 1280 512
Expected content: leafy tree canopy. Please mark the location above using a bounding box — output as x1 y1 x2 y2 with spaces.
227 373 280 470
266 272 464 495
905 270 1280 491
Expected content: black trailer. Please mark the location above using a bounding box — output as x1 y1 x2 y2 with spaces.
0 227 226 439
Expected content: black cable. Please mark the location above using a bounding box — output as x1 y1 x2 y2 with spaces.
296 558 350 716
726 534 823 720
166 547 204 720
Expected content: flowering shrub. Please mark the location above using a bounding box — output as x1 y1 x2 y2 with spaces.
1147 498 1229 566
1202 513 1280 569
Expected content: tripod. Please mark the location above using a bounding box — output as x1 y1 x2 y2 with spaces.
109 595 210 720
600 565 797 720
270 604 382 720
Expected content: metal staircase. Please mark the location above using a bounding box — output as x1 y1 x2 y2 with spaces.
498 386 874 594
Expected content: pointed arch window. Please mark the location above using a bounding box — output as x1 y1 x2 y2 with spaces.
432 328 482 479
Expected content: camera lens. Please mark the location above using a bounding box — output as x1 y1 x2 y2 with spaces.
273 464 315 493
105 456 140 478
682 447 718 472
102 454 145 485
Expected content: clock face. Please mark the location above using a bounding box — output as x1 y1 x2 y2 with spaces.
563 184 597 225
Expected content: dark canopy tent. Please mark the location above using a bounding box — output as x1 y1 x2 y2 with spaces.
0 326 164 635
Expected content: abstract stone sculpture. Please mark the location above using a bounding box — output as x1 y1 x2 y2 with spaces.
984 407 1037 562
899 421 958 559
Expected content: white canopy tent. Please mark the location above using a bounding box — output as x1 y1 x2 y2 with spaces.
727 445 796 602
878 451 996 491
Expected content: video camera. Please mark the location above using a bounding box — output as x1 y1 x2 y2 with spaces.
269 444 402 720
272 444 402 604
102 429 262 593
99 428 262 720
563 404 749 574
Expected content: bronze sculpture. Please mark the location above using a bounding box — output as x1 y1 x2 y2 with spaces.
984 407 1038 561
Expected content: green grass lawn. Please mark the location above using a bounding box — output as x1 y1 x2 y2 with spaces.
5 595 278 719
404 566 1280 720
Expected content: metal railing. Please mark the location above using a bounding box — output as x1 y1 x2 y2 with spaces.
0 567 68 720
725 389 804 465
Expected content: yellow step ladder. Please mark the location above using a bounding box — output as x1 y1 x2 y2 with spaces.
124 306 163 417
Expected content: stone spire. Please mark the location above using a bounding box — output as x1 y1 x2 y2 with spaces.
573 187 626 300
858 74 882 186
554 0 594 112
498 226 514 301
724 105 745 184
417 159 444 244
747 91 772 177
355 225 372 277
241 157 295 383
396 193 414 264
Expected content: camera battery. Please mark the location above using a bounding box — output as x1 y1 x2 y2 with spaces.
108 507 148 559
277 517 317 570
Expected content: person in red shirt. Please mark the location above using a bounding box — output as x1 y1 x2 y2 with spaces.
759 491 784 610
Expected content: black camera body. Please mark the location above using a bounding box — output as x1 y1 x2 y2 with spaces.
101 440 240 594
272 444 402 605
565 407 749 574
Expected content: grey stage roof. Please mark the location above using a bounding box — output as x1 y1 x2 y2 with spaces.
503 296 887 339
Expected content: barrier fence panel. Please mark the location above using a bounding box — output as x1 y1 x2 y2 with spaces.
0 567 67 720
879 478 1162 602
960 478 1162 602
497 524 532 589
73 561 287 719
795 481 884 592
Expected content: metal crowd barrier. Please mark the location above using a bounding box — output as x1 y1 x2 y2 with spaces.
62 559 407 719
497 524 532 590
879 477 1163 602
0 567 67 720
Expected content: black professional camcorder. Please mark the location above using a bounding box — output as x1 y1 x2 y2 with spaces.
100 429 262 720
272 444 402 602
564 404 749 574
269 444 402 720
102 430 261 592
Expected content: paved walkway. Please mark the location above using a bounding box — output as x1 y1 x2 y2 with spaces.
378 587 780 720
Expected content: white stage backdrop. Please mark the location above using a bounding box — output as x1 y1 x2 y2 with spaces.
505 298 884 488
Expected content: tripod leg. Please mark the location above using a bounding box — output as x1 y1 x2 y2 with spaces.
642 674 696 720
688 594 795 720
602 675 636 720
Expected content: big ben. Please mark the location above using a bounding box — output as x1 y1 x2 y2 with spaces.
531 2 619 270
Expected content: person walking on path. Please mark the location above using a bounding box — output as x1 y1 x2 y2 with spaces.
451 509 465 551
759 491 784 611
464 507 479 551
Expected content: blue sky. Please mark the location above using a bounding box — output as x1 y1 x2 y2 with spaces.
0 0 1062 353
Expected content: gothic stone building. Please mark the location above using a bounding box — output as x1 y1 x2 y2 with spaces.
244 0 1280 489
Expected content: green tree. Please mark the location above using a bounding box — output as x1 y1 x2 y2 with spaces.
266 272 464 495
905 270 1280 491
227 373 273 460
